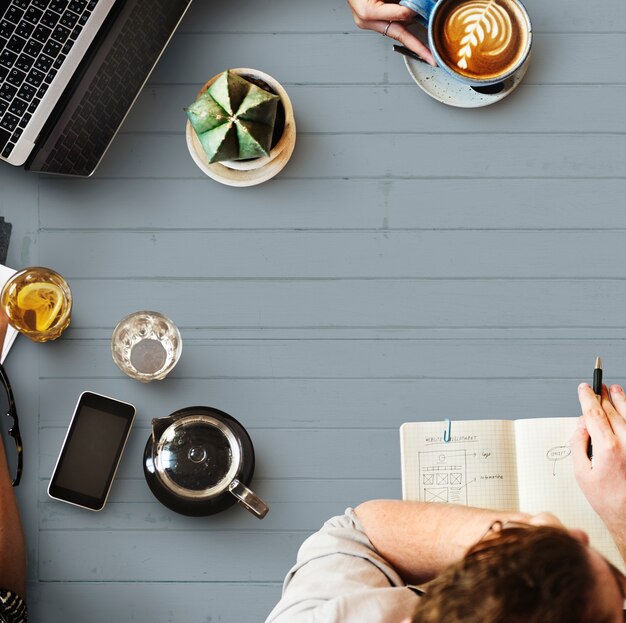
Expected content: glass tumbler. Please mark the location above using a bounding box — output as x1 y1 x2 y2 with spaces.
111 311 182 382
1 267 72 342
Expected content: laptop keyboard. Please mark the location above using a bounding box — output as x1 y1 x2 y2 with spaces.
0 0 99 159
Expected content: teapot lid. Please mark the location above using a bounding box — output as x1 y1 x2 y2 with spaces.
154 413 241 500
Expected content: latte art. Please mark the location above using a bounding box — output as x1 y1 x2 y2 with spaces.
433 0 530 81
449 1 512 70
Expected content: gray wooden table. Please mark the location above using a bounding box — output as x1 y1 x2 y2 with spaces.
0 0 625 620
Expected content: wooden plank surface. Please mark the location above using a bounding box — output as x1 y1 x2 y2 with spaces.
38 231 626 278
32 583 280 623
191 0 626 33
90 133 626 179
34 339 626 379
18 280 626 328
120 84 626 135
0 0 624 620
38 178 626 230
151 33 626 85
38 531 305 582
38 478 399 531
34 378 614 428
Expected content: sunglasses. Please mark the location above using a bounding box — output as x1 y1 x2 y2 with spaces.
0 363 22 487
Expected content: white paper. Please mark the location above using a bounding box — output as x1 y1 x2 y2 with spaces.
514 417 624 572
0 264 18 363
400 420 519 512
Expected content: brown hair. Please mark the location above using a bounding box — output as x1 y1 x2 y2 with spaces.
412 525 611 623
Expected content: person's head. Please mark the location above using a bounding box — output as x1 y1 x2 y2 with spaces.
411 518 626 623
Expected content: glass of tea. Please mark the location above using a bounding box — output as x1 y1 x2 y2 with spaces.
1 267 72 342
111 311 182 383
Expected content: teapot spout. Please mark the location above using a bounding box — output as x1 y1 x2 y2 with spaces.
151 416 175 442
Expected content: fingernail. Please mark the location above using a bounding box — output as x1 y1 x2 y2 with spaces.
611 384 623 394
578 383 590 391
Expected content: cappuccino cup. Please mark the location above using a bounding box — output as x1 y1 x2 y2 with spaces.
399 0 532 86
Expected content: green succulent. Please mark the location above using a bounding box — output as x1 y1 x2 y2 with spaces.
186 70 280 164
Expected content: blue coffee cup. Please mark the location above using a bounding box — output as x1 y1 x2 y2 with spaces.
399 0 532 86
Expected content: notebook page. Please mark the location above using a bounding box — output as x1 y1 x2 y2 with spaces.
515 417 624 572
0 264 17 363
400 420 519 512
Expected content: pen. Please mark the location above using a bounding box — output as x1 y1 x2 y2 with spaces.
593 355 602 398
392 45 427 64
588 356 602 459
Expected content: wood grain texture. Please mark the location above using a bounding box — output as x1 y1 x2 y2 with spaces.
151 33 626 85
188 0 626 34
35 378 603 429
34 339 626 380
21 279 626 329
38 531 305 582
38 231 626 278
32 583 281 623
90 133 626 179
39 178 626 230
122 84 626 135
0 0 624 620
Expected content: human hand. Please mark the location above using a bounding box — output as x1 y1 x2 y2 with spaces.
347 0 436 66
572 384 626 543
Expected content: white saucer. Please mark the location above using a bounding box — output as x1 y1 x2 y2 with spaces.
404 54 531 108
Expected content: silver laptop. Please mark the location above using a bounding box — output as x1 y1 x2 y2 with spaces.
0 0 191 176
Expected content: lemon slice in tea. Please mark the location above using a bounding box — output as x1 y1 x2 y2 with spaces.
17 282 65 332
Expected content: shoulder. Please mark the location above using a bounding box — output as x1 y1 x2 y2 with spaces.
265 508 420 623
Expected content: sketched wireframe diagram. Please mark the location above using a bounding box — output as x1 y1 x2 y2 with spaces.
419 449 468 504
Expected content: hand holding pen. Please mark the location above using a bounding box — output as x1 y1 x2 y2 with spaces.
572 381 626 556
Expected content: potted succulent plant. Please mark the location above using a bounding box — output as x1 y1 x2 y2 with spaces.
185 68 296 186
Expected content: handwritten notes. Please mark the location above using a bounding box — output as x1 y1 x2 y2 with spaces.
401 417 625 572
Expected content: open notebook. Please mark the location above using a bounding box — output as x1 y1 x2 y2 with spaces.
400 418 625 573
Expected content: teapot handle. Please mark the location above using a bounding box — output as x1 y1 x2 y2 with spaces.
228 479 269 519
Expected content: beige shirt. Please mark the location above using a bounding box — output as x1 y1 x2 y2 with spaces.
265 508 420 623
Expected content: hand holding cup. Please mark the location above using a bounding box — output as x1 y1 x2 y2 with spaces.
347 0 436 66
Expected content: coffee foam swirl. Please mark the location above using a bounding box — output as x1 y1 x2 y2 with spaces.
435 0 528 80
448 0 512 70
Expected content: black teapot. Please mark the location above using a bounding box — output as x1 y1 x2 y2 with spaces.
143 406 269 519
